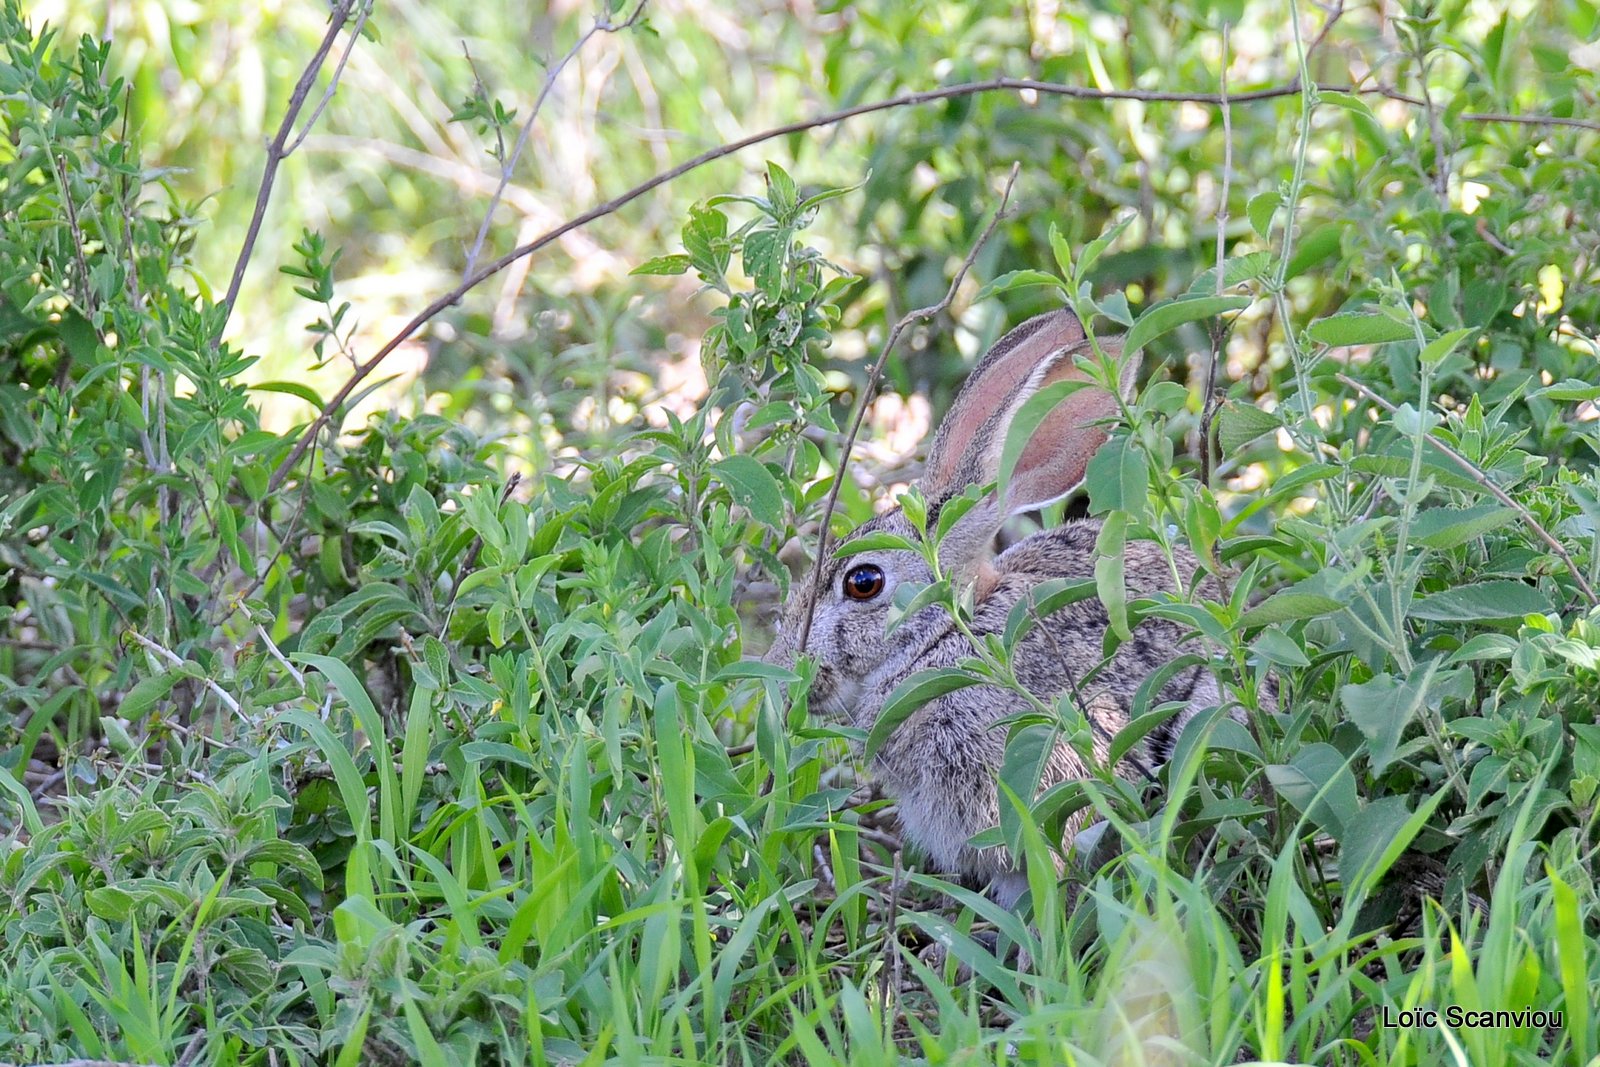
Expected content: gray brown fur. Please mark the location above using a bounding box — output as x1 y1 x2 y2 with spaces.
765 307 1229 907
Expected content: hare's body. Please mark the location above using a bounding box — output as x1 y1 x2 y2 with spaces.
767 307 1229 906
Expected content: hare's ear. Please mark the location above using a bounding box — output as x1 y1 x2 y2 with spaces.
920 309 1137 567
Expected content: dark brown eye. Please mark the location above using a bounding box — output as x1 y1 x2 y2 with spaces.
843 564 885 601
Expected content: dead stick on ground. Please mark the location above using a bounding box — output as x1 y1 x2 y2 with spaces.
1336 373 1598 606
794 163 1020 656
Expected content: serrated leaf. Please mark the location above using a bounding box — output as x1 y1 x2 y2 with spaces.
630 254 690 277
1410 580 1553 622
1217 401 1282 454
1187 251 1275 295
1411 503 1517 549
711 455 784 527
864 668 983 759
1124 295 1249 356
1306 312 1413 346
1342 666 1431 775
1252 626 1310 667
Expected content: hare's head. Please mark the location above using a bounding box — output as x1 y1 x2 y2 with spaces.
766 307 1138 722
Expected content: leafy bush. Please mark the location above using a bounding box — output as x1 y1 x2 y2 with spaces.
2 0 1598 1064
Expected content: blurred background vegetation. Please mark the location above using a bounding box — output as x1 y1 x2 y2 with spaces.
33 0 1599 470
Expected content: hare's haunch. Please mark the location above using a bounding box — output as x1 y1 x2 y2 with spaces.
766 307 1225 907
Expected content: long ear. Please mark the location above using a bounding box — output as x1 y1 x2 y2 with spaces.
919 309 1138 565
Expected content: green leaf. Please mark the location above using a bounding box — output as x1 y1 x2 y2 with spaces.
1217 400 1282 454
1265 742 1358 837
1410 580 1553 622
743 229 785 296
251 380 325 407
765 160 797 216
711 455 784 527
996 378 1095 503
1411 503 1518 550
1083 436 1147 518
1252 626 1310 668
1094 513 1130 641
1187 251 1275 295
630 254 690 276
1530 379 1600 402
864 668 983 759
1247 191 1281 240
1072 212 1134 284
1238 586 1345 629
1341 667 1431 775
1418 326 1476 365
1123 295 1249 356
972 269 1065 304
121 672 181 718
1305 312 1413 347
833 530 919 557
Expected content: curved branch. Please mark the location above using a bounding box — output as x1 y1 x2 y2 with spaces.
266 73 1592 491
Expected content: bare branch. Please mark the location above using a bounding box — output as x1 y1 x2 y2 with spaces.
462 0 648 280
794 164 1021 656
128 632 248 719
283 2 370 157
1335 373 1599 607
219 0 357 327
1199 22 1233 488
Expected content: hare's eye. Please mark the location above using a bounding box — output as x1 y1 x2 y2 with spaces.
843 564 885 601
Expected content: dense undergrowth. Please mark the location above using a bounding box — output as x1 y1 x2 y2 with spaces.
3 0 1600 1064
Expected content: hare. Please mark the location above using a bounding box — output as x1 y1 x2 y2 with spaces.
765 307 1227 908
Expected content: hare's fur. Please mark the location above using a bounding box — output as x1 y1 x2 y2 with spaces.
766 307 1225 906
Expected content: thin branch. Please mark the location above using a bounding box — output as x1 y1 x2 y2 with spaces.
128 632 248 719
219 0 356 326
1335 373 1599 606
265 75 1586 493
795 163 1020 656
462 0 648 280
1199 22 1233 488
1375 87 1600 133
51 154 94 315
284 1 369 156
